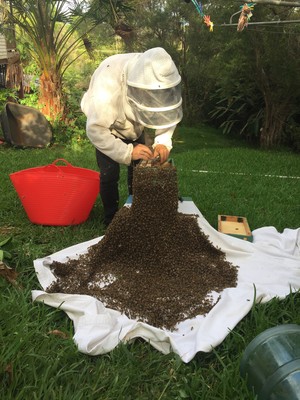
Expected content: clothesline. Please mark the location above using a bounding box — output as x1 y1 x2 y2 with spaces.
219 19 300 27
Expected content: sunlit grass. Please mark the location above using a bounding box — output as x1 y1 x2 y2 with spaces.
0 125 299 399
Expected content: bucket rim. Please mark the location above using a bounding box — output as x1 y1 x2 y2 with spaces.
10 165 99 174
258 359 300 400
240 324 300 376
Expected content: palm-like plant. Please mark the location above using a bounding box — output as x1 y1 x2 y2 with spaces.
0 0 133 121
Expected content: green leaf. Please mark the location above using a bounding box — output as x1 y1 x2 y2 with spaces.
3 250 12 259
179 389 189 398
0 237 12 247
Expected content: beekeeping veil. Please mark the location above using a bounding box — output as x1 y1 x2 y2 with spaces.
126 48 183 129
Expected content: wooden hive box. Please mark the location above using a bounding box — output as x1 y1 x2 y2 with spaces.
218 215 253 242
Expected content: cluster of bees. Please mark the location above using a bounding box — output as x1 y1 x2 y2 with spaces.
48 164 238 330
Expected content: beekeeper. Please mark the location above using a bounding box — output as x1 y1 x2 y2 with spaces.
81 47 183 226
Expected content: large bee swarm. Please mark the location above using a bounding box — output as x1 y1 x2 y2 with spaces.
48 164 238 330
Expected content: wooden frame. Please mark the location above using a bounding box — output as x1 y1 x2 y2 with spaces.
218 215 253 242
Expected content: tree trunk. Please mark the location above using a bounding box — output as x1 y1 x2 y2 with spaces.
260 94 290 148
39 70 65 121
180 25 189 114
253 45 291 149
114 21 134 52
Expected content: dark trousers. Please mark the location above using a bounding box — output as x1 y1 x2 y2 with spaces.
95 133 145 225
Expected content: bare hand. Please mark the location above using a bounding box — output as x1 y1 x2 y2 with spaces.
153 144 170 164
132 144 154 161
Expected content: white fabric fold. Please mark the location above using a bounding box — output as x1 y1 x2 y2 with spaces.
32 201 300 363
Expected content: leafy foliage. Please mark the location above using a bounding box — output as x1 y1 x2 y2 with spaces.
193 1 300 147
0 0 133 120
0 237 12 263
2 0 299 149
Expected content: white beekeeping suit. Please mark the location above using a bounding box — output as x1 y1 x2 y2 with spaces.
81 47 182 165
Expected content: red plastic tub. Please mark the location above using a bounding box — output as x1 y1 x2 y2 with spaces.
10 159 100 226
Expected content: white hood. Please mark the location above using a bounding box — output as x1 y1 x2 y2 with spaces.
126 47 182 129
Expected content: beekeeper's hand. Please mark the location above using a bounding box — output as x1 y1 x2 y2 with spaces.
132 144 153 161
153 144 170 164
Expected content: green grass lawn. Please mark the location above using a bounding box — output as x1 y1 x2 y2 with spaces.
1 125 299 399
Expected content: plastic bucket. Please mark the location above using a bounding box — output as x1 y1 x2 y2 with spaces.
10 159 100 226
240 324 300 399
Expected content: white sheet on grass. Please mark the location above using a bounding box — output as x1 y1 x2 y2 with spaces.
32 201 300 363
